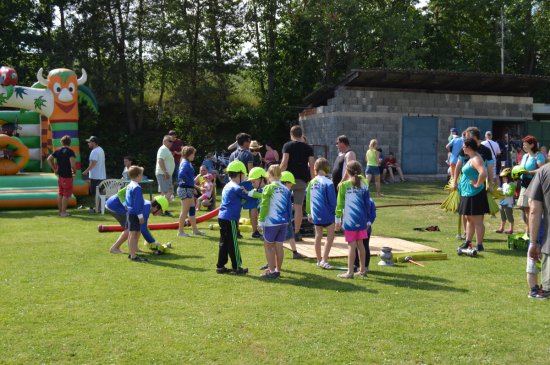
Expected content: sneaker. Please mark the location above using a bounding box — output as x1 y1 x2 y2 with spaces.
237 233 243 239
192 230 206 236
260 271 280 279
292 251 305 259
459 241 471 249
128 254 147 262
251 231 262 238
177 232 190 237
216 267 231 274
456 234 466 240
319 261 332 270
528 285 548 299
337 272 354 279
294 233 303 242
259 263 269 270
231 267 248 275
476 244 485 252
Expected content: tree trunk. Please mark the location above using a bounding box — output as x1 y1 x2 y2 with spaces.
106 0 136 133
137 0 145 129
265 0 277 99
252 0 265 95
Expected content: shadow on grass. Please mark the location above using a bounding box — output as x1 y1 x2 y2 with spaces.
145 253 208 271
369 270 468 292
244 268 377 293
487 248 526 257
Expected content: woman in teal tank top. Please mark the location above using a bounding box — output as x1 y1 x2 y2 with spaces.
458 138 489 251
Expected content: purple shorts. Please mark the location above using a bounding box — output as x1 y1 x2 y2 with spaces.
263 224 288 243
344 229 369 242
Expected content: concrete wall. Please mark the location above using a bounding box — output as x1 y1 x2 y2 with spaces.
300 87 533 174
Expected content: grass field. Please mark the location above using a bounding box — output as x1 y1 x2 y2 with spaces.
1 182 548 364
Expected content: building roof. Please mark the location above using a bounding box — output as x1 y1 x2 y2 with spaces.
304 69 550 107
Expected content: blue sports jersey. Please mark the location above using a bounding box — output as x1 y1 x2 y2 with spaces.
125 181 144 217
447 137 463 164
241 181 260 210
305 176 336 225
335 179 372 231
259 181 292 226
219 180 254 221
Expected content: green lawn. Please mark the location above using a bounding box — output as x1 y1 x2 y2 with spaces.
0 182 547 364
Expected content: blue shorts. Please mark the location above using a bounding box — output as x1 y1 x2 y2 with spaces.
264 224 288 243
366 166 380 176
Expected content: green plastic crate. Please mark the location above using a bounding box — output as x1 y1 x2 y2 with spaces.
507 233 529 251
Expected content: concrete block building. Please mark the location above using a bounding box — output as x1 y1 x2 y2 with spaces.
299 69 550 176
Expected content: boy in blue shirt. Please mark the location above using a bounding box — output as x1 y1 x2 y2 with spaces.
216 160 255 274
107 192 169 255
126 166 146 261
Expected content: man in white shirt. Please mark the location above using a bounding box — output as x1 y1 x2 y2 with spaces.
155 135 176 201
82 136 106 211
481 130 501 183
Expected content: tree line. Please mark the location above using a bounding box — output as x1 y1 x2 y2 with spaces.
1 0 549 175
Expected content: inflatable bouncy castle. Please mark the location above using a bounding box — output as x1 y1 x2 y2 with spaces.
0 66 98 209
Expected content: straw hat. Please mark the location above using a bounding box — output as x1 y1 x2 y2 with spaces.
250 140 263 150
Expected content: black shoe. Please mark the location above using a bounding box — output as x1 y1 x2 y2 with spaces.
163 211 173 217
294 233 303 242
259 263 268 270
231 267 248 275
216 267 230 274
459 241 471 249
476 244 485 252
237 233 243 239
260 271 280 279
251 231 262 238
292 252 305 259
128 254 147 262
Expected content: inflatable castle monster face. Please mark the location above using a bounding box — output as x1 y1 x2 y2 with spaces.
37 68 87 122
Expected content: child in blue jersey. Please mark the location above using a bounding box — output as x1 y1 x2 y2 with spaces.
258 164 292 279
242 167 267 238
216 160 255 275
125 166 146 261
306 158 337 269
335 161 372 278
107 193 169 255
177 146 205 237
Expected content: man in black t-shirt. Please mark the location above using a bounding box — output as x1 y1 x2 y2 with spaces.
280 125 315 240
47 135 76 217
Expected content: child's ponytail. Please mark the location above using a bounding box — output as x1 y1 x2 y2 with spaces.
346 161 363 188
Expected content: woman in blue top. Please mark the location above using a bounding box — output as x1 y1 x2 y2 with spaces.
517 135 546 236
458 138 489 251
177 146 205 237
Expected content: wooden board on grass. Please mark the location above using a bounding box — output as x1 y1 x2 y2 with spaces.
283 235 441 259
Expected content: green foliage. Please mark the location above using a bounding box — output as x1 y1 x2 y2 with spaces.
0 0 549 161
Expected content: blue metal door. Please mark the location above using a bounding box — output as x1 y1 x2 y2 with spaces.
402 117 438 174
454 118 493 135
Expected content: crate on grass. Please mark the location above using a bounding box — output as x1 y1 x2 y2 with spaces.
507 233 529 251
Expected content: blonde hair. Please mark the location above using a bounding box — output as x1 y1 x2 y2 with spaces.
369 139 378 150
346 161 363 188
267 164 282 180
181 146 196 158
128 165 144 179
314 157 330 174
